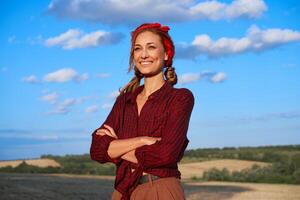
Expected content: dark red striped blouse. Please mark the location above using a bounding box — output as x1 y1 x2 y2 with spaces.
90 80 194 200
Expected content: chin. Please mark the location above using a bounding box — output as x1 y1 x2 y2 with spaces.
139 68 152 74
142 70 163 78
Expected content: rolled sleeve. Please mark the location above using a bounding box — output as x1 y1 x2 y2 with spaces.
135 89 194 169
90 132 120 164
89 95 123 165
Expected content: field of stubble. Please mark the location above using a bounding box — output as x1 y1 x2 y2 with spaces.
1 173 300 200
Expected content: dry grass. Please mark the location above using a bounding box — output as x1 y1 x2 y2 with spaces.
179 159 271 179
45 174 300 200
1 173 299 200
0 158 61 168
184 181 300 200
1 158 298 200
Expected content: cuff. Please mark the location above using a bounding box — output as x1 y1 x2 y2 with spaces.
134 145 149 169
93 133 121 164
100 135 117 163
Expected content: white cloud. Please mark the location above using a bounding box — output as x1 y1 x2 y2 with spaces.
210 72 226 83
46 96 91 115
178 73 201 84
178 71 226 84
46 98 77 115
41 92 60 104
22 75 39 84
47 0 267 25
177 25 300 59
75 73 89 82
96 73 110 78
224 0 267 19
44 68 76 82
46 29 80 47
43 68 88 83
85 105 99 113
61 99 77 107
45 28 123 49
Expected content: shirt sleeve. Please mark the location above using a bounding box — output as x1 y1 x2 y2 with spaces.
90 94 123 165
134 89 194 169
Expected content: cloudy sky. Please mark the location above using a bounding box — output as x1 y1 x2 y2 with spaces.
1 0 299 160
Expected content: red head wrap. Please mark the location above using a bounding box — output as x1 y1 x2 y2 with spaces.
131 23 174 68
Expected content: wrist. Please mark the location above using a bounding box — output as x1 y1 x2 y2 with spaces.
138 136 146 146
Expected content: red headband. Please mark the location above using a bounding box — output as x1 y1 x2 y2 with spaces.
133 23 170 33
131 23 174 68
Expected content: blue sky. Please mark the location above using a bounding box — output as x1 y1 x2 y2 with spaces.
1 0 300 160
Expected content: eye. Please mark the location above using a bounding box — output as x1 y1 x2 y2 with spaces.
148 45 156 49
134 47 141 51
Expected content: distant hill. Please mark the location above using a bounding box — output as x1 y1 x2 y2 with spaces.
182 144 300 163
0 144 299 184
0 158 61 168
179 159 271 179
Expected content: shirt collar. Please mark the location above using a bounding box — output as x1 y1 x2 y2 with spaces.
125 80 172 104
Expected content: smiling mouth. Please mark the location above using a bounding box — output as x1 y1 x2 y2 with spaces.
140 61 153 65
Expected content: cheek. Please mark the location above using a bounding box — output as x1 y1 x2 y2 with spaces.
152 50 165 61
133 52 140 61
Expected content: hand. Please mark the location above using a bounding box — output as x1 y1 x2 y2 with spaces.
95 124 118 139
140 136 161 145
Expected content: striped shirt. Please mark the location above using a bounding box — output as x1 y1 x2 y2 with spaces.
90 80 194 200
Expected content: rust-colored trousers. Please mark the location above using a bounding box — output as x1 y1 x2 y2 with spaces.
111 177 186 200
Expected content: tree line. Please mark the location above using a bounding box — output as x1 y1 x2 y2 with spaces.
0 144 299 184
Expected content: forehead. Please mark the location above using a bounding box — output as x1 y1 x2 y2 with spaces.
134 31 162 45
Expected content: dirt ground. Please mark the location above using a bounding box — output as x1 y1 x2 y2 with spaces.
184 181 300 200
1 173 299 200
179 159 271 179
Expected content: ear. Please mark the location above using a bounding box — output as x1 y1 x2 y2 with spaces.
164 52 168 61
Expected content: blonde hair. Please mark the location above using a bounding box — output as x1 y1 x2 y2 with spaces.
118 23 177 96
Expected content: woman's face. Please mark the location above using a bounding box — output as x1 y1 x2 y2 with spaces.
133 31 168 77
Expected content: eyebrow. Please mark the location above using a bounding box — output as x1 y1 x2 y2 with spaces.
134 42 156 46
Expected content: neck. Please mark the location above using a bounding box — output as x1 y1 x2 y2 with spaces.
141 72 165 97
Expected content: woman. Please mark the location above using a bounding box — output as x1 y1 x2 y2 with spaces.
90 23 194 200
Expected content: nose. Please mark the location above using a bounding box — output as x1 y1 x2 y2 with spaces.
141 48 149 59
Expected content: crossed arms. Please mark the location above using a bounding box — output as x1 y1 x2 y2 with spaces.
90 89 194 169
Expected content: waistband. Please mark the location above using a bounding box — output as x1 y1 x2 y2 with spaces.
138 174 160 185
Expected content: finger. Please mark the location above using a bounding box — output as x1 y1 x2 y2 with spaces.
96 129 107 134
104 129 118 139
104 124 118 139
103 129 114 137
95 130 106 136
103 124 116 135
96 129 113 137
